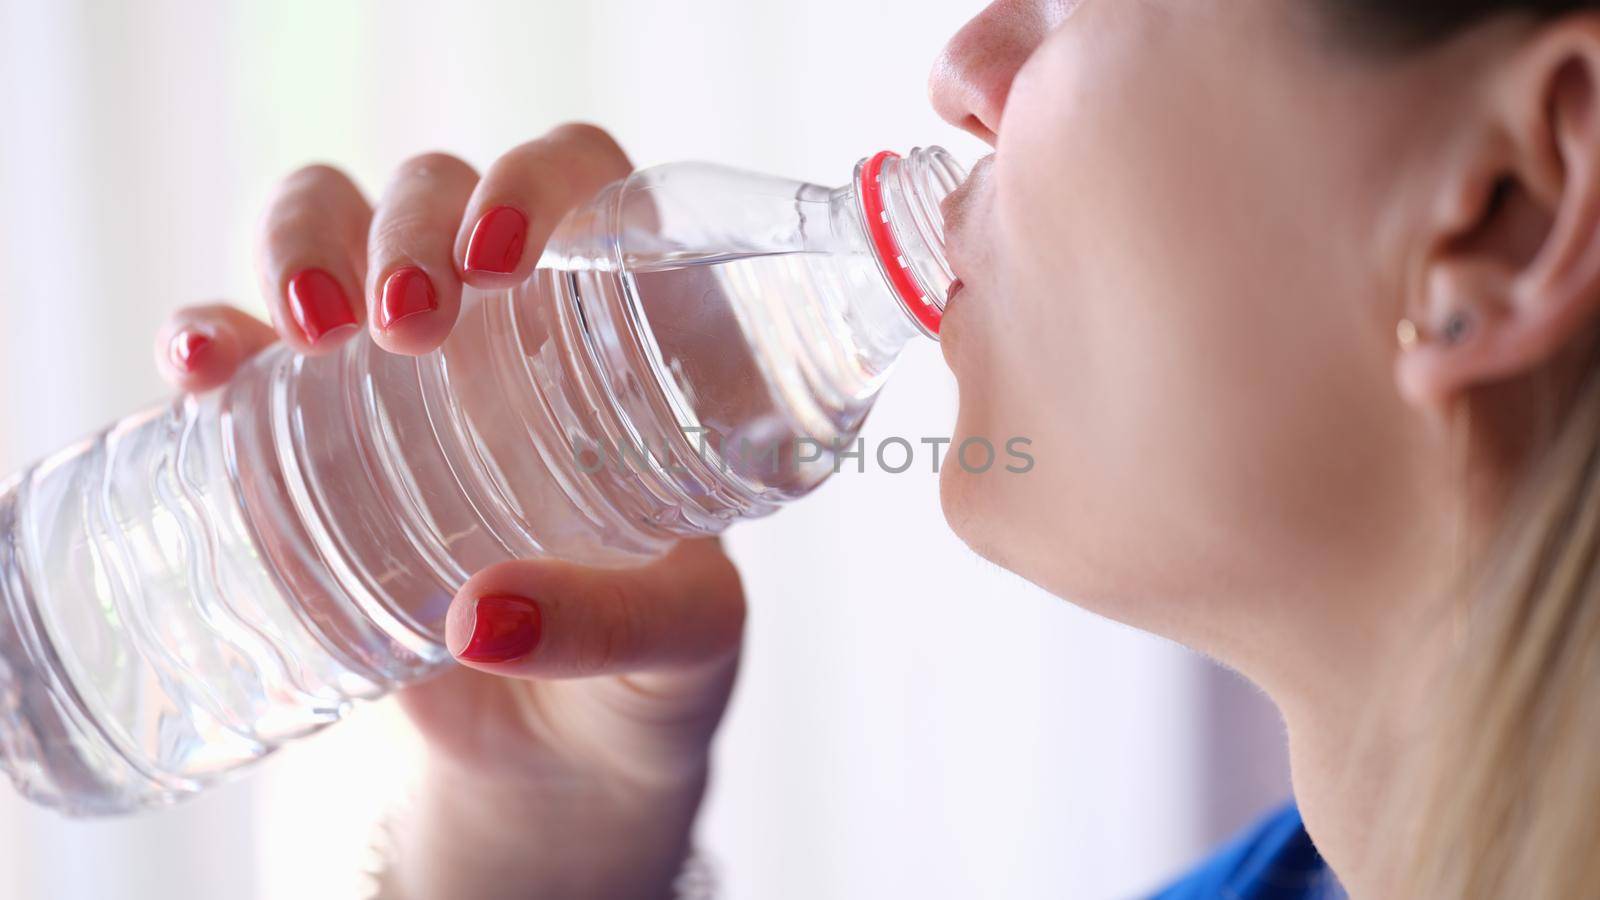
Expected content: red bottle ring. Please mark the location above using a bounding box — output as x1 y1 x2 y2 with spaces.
858 150 942 337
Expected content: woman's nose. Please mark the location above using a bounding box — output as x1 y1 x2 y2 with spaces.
928 0 1074 145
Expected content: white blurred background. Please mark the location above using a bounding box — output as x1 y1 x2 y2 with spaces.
0 1 1290 897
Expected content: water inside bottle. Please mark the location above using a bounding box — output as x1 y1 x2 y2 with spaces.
0 237 916 812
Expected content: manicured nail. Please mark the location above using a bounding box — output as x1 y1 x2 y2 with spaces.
463 205 528 274
287 268 357 343
380 266 437 329
454 594 542 663
168 329 213 372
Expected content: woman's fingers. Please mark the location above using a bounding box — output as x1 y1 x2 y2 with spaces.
455 122 633 289
154 304 279 392
255 164 373 355
446 538 745 681
245 125 628 359
366 152 479 355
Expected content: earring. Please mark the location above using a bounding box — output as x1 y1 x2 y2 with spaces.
1396 311 1475 350
1396 318 1420 349
1440 310 1474 346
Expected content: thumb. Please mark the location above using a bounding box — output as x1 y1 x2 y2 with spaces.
445 538 745 681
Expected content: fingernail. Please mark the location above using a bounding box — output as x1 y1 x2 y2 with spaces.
168 328 213 372
287 268 357 344
380 266 437 330
464 205 528 274
454 594 542 663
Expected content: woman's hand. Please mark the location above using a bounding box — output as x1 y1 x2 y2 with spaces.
153 124 745 900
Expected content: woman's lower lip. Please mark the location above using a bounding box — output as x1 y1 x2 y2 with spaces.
943 279 967 316
939 285 967 362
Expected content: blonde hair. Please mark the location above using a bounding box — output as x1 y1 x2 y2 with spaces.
1391 355 1600 897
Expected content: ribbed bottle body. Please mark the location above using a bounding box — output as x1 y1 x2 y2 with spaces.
0 236 684 814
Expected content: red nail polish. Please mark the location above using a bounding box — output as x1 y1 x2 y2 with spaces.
380 266 437 329
464 206 528 274
168 329 212 372
456 594 542 663
287 268 357 343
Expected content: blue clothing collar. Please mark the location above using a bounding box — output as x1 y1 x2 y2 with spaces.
1149 804 1344 900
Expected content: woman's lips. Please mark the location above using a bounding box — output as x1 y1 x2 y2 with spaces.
939 154 993 292
940 154 994 233
938 157 994 362
939 281 968 368
941 242 972 331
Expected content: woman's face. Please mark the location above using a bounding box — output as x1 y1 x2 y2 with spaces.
934 0 1454 630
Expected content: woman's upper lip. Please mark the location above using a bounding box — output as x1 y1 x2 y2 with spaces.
940 154 992 230
940 154 993 278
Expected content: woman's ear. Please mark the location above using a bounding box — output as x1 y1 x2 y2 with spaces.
1398 18 1600 413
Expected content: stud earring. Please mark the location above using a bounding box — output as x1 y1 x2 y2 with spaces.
1396 311 1475 350
1440 310 1474 346
1396 318 1420 350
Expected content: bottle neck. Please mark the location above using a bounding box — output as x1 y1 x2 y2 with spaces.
850 147 966 342
786 146 966 409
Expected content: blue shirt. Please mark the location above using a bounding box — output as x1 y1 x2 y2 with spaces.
1149 804 1345 899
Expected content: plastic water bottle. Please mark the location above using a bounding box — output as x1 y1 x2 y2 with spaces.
0 148 965 815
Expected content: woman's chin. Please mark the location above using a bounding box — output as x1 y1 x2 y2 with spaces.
937 425 1012 570
939 458 995 560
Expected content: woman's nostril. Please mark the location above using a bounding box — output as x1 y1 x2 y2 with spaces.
958 115 999 145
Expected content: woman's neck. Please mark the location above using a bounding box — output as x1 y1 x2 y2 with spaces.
1267 568 1460 899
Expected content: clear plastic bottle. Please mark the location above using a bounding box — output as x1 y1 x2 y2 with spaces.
0 147 965 815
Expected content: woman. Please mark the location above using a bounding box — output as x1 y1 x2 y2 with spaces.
154 1 1600 896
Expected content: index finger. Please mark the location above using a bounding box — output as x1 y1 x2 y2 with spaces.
455 123 633 290
255 164 373 354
